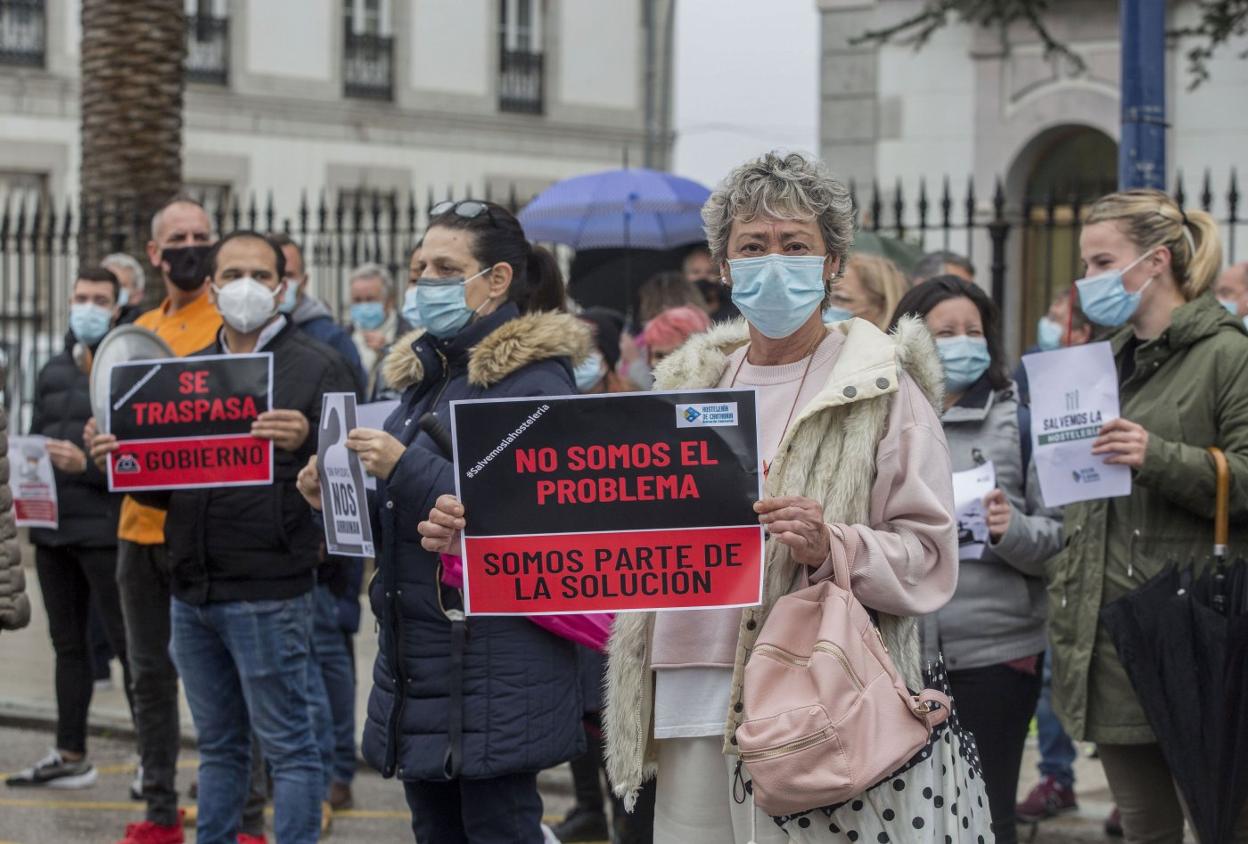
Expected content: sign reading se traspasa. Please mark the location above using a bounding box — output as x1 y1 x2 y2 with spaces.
106 353 273 491
450 390 764 615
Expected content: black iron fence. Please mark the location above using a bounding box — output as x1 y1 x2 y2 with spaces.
1 170 1243 429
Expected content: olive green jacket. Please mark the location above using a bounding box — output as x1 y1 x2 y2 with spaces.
1049 293 1248 744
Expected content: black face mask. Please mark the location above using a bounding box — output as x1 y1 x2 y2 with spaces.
161 245 213 291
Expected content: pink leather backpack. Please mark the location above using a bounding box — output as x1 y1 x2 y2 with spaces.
736 545 950 816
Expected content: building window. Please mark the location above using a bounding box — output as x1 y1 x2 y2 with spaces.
185 0 229 85
344 0 392 100
498 0 544 114
0 0 45 68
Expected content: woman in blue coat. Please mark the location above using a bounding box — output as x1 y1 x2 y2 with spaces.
299 200 591 843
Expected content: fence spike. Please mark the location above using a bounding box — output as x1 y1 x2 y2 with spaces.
407 190 417 234
317 190 328 233
964 177 976 228
1201 168 1214 212
230 195 242 232
940 176 953 229
30 193 44 252
870 180 882 232
992 178 1006 219
1174 170 1186 208
265 191 276 233
0 195 11 252
44 195 58 252
485 181 494 203
508 183 519 215
892 178 905 240
247 192 258 230
61 195 74 253
298 190 309 237
1043 183 1057 227
917 178 929 233
1228 168 1240 221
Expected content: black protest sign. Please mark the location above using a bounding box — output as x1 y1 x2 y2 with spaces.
317 393 375 557
106 353 273 491
450 390 764 614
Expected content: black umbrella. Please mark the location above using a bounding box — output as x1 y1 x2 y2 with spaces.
1101 447 1248 844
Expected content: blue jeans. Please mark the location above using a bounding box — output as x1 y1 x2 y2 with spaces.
312 583 357 785
1036 650 1077 789
170 594 323 844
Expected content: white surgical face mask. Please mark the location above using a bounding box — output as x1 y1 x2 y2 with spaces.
214 277 280 334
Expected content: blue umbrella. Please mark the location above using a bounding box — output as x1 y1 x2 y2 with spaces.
518 167 711 250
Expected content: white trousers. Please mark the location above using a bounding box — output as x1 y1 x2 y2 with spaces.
652 736 788 844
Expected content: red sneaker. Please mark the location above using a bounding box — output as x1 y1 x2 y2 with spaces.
114 819 185 844
237 835 267 844
1015 775 1077 822
1105 806 1124 838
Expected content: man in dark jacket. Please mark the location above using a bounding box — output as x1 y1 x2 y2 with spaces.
6 268 131 790
96 231 356 844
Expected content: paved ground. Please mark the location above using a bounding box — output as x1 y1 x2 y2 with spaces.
0 546 1193 842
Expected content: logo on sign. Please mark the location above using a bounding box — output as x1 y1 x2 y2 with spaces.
1072 466 1102 484
115 454 140 474
675 402 738 429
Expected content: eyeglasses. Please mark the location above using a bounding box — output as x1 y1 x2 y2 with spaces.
430 200 495 223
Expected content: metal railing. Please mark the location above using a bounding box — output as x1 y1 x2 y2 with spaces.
343 31 392 100
186 13 229 85
0 0 45 67
499 48 543 114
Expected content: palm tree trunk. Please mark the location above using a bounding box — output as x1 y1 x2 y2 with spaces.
79 0 185 265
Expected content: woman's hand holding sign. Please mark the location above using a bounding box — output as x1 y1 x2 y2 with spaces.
420 495 465 554
983 489 1012 541
755 496 832 567
252 409 310 452
347 428 406 479
1091 417 1150 469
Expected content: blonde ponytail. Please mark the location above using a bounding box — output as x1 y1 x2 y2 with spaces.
1085 189 1223 299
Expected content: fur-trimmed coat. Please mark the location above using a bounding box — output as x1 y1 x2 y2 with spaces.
361 303 595 782
604 316 957 808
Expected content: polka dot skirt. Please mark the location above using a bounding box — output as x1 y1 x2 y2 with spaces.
772 658 995 843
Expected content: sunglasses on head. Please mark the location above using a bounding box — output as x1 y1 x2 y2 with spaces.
430 200 495 224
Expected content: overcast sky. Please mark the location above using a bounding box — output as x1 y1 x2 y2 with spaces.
671 0 821 189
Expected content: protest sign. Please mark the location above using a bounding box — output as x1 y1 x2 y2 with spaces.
451 390 764 615
105 353 273 492
317 393 375 557
8 436 58 529
1022 342 1131 507
952 461 995 560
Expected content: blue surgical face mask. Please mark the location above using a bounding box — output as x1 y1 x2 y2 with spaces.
116 287 130 308
277 279 300 314
1075 250 1155 327
1219 298 1239 316
728 255 827 339
402 286 421 327
413 268 491 339
823 305 854 324
350 301 386 331
69 303 112 346
936 335 991 393
1036 316 1063 351
574 351 606 392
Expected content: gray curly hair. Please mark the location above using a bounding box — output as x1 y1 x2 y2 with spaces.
702 152 855 272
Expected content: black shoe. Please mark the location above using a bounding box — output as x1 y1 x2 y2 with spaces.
551 807 609 842
5 750 98 789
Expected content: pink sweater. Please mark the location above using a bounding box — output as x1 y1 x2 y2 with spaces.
651 330 957 668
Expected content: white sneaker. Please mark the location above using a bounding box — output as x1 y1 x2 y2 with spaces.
130 763 144 800
5 749 98 789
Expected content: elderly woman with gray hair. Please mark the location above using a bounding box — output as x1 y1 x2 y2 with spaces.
598 152 984 843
